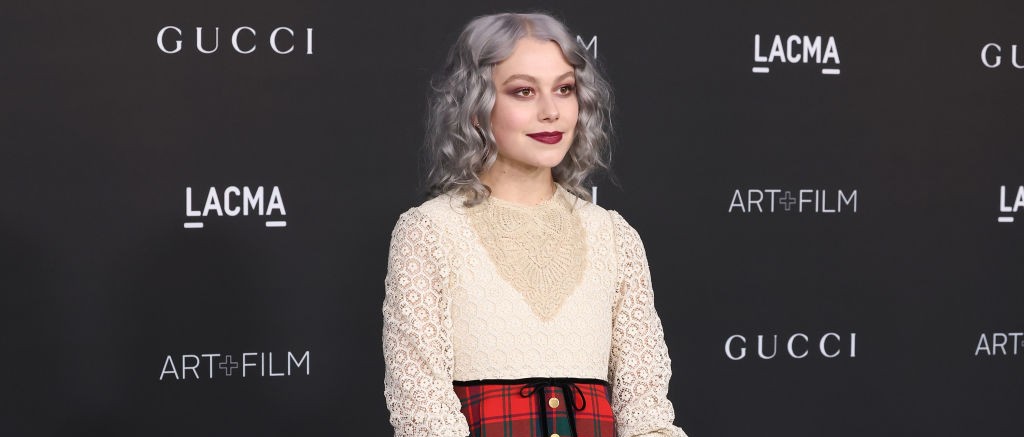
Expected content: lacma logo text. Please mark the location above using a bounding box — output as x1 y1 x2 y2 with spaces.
753 34 840 75
998 185 1024 223
576 35 597 58
184 185 287 229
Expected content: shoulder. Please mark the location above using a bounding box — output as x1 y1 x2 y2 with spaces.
415 191 466 219
603 207 641 242
553 186 644 247
557 186 617 227
390 192 465 240
603 208 648 263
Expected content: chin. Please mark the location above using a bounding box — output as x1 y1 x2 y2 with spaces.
538 156 570 169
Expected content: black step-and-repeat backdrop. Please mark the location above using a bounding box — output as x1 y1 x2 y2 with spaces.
3 1 1022 436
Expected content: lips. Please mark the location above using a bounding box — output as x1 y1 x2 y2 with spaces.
526 131 563 144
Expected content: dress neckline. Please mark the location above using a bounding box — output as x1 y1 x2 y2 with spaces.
485 183 563 209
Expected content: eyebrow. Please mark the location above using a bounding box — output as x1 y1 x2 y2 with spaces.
501 71 575 85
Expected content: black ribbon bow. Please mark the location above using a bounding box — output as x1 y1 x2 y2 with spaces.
519 378 588 437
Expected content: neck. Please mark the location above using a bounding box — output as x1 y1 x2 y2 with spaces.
479 162 556 206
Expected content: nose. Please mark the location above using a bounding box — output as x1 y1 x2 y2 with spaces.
538 93 560 122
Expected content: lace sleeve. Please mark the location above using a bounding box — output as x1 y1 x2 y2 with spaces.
382 208 470 437
608 211 689 437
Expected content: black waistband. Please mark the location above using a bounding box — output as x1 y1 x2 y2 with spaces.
452 377 609 386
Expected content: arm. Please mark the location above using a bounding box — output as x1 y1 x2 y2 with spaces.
382 208 470 437
608 211 689 437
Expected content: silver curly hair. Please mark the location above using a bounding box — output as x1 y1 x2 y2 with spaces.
422 11 616 207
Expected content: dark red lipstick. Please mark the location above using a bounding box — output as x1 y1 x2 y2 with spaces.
526 131 563 144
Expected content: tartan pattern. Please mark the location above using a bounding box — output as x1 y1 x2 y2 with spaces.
453 378 616 437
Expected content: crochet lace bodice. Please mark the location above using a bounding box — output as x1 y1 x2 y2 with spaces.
382 183 688 437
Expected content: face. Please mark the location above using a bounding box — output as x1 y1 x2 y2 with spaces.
486 37 579 174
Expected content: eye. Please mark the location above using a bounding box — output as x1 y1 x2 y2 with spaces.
512 88 535 97
558 84 576 95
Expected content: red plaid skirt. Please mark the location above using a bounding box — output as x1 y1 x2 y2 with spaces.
453 377 616 437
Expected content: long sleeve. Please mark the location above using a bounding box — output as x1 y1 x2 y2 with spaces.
382 208 470 437
607 211 689 437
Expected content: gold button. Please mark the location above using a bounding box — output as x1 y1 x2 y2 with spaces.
550 434 560 437
548 397 560 408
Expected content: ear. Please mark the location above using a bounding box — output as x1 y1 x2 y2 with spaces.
471 115 479 126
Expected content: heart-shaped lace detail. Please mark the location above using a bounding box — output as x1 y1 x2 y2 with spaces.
466 185 587 321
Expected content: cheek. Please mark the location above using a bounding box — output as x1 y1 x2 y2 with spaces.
564 100 580 134
491 96 532 132
567 98 580 122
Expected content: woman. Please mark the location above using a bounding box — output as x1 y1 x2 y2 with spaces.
383 11 688 437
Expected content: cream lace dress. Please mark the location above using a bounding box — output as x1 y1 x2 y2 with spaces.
382 183 688 437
